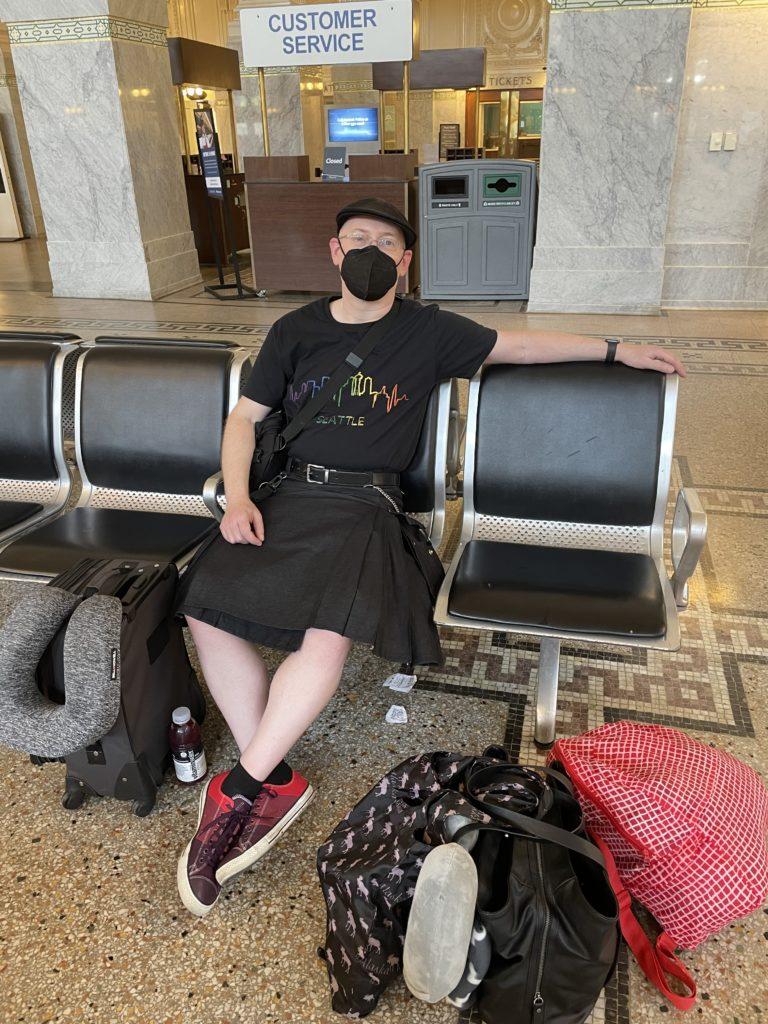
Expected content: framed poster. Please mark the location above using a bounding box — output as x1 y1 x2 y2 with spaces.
194 107 224 200
439 123 460 160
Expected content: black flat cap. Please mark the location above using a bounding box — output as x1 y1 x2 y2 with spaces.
336 197 417 249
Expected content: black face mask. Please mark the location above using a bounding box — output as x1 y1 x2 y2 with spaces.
339 244 401 301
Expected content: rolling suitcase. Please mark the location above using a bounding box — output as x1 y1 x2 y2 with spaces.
26 557 206 816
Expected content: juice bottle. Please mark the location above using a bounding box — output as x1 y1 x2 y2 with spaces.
169 706 207 783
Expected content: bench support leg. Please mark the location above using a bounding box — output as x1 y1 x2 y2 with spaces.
534 637 561 749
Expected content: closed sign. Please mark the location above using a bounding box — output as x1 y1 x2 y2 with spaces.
240 1 413 68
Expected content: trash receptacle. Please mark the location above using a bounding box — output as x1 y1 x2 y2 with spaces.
419 159 537 300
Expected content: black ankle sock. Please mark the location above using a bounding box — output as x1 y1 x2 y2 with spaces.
221 759 292 800
265 759 293 786
221 761 263 801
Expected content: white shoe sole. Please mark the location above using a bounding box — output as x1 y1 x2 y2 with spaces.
403 842 478 1003
215 784 315 885
176 776 219 918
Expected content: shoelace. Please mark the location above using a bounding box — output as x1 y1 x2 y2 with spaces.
248 786 280 824
198 806 253 866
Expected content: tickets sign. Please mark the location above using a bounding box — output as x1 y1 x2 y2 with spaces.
240 1 413 68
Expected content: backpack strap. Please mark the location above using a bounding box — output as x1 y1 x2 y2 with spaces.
590 832 697 1011
279 297 402 446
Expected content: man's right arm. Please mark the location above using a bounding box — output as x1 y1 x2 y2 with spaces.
222 395 271 504
219 396 273 545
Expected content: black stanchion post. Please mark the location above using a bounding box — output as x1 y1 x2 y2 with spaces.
194 102 257 301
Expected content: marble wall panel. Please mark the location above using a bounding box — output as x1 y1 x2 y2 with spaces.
665 9 768 244
528 6 690 313
232 70 304 161
9 38 143 249
2 2 201 298
663 8 768 308
228 17 304 163
113 35 198 292
749 152 768 267
0 1 165 22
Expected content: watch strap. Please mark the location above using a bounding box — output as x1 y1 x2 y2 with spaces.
605 339 619 365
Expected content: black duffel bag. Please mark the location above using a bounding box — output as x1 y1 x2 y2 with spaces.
454 762 620 1024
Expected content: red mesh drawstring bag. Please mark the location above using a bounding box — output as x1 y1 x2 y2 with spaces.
550 722 768 1011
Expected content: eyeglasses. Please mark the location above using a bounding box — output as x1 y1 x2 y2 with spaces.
338 231 405 253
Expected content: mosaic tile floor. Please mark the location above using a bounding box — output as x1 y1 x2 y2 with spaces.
0 291 766 1024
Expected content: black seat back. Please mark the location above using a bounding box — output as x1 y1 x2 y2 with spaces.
0 338 76 482
401 384 441 514
473 363 666 526
80 339 238 496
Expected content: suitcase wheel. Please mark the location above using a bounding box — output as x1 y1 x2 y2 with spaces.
30 754 65 767
62 777 87 810
132 798 155 818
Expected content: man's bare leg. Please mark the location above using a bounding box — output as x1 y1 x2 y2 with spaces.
185 616 270 754
177 626 352 914
238 627 353 781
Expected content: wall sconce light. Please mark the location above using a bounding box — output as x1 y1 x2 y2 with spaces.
183 86 207 100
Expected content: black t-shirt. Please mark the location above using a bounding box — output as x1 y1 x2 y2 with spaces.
242 296 498 472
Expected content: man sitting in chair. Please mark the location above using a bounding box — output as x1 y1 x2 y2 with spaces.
173 197 685 917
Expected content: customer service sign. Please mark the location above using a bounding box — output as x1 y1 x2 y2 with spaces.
240 1 413 67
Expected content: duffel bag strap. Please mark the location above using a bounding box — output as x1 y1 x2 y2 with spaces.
452 815 607 868
590 832 697 1011
464 762 595 851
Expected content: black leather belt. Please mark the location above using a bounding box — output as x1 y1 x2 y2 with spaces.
288 457 400 488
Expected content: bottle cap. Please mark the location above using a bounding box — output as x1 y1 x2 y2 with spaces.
172 706 191 726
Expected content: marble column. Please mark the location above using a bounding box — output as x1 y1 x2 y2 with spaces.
228 12 304 165
663 6 768 309
528 1 691 314
0 0 201 299
0 27 43 236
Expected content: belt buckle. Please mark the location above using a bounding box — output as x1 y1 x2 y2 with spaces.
306 463 329 485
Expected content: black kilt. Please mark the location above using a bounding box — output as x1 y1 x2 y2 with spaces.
173 478 444 667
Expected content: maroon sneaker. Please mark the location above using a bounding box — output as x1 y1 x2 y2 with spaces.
176 771 252 917
215 770 314 885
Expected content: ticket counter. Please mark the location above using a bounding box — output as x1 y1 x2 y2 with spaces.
244 155 419 294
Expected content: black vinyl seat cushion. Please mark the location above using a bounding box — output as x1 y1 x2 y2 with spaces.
0 506 216 577
0 501 43 532
449 541 666 638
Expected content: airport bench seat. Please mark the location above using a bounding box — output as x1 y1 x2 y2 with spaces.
435 362 707 747
0 337 252 584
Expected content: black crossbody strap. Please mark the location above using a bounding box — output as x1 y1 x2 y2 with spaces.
280 298 402 445
450 820 607 868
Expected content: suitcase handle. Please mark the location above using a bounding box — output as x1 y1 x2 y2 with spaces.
50 559 167 606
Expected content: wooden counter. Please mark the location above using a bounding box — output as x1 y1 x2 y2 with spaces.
244 177 419 294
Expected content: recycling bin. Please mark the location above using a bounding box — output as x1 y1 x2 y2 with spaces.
419 159 537 300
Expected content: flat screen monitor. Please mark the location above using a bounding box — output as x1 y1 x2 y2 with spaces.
327 107 379 144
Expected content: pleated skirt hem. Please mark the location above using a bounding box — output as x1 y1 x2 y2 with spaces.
173 478 445 668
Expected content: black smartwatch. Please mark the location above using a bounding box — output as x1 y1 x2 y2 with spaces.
604 339 619 365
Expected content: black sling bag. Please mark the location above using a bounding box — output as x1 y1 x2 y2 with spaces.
249 298 402 492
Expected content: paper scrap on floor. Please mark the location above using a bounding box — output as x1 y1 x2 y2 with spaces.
383 673 417 693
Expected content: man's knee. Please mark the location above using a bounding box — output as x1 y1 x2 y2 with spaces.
301 628 352 667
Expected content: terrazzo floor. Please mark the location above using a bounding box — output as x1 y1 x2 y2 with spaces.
0 250 766 1024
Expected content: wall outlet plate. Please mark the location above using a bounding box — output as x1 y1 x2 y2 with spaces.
709 131 724 152
723 131 738 151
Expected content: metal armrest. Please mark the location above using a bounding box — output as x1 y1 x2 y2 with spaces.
202 471 227 522
446 381 465 500
670 488 707 609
